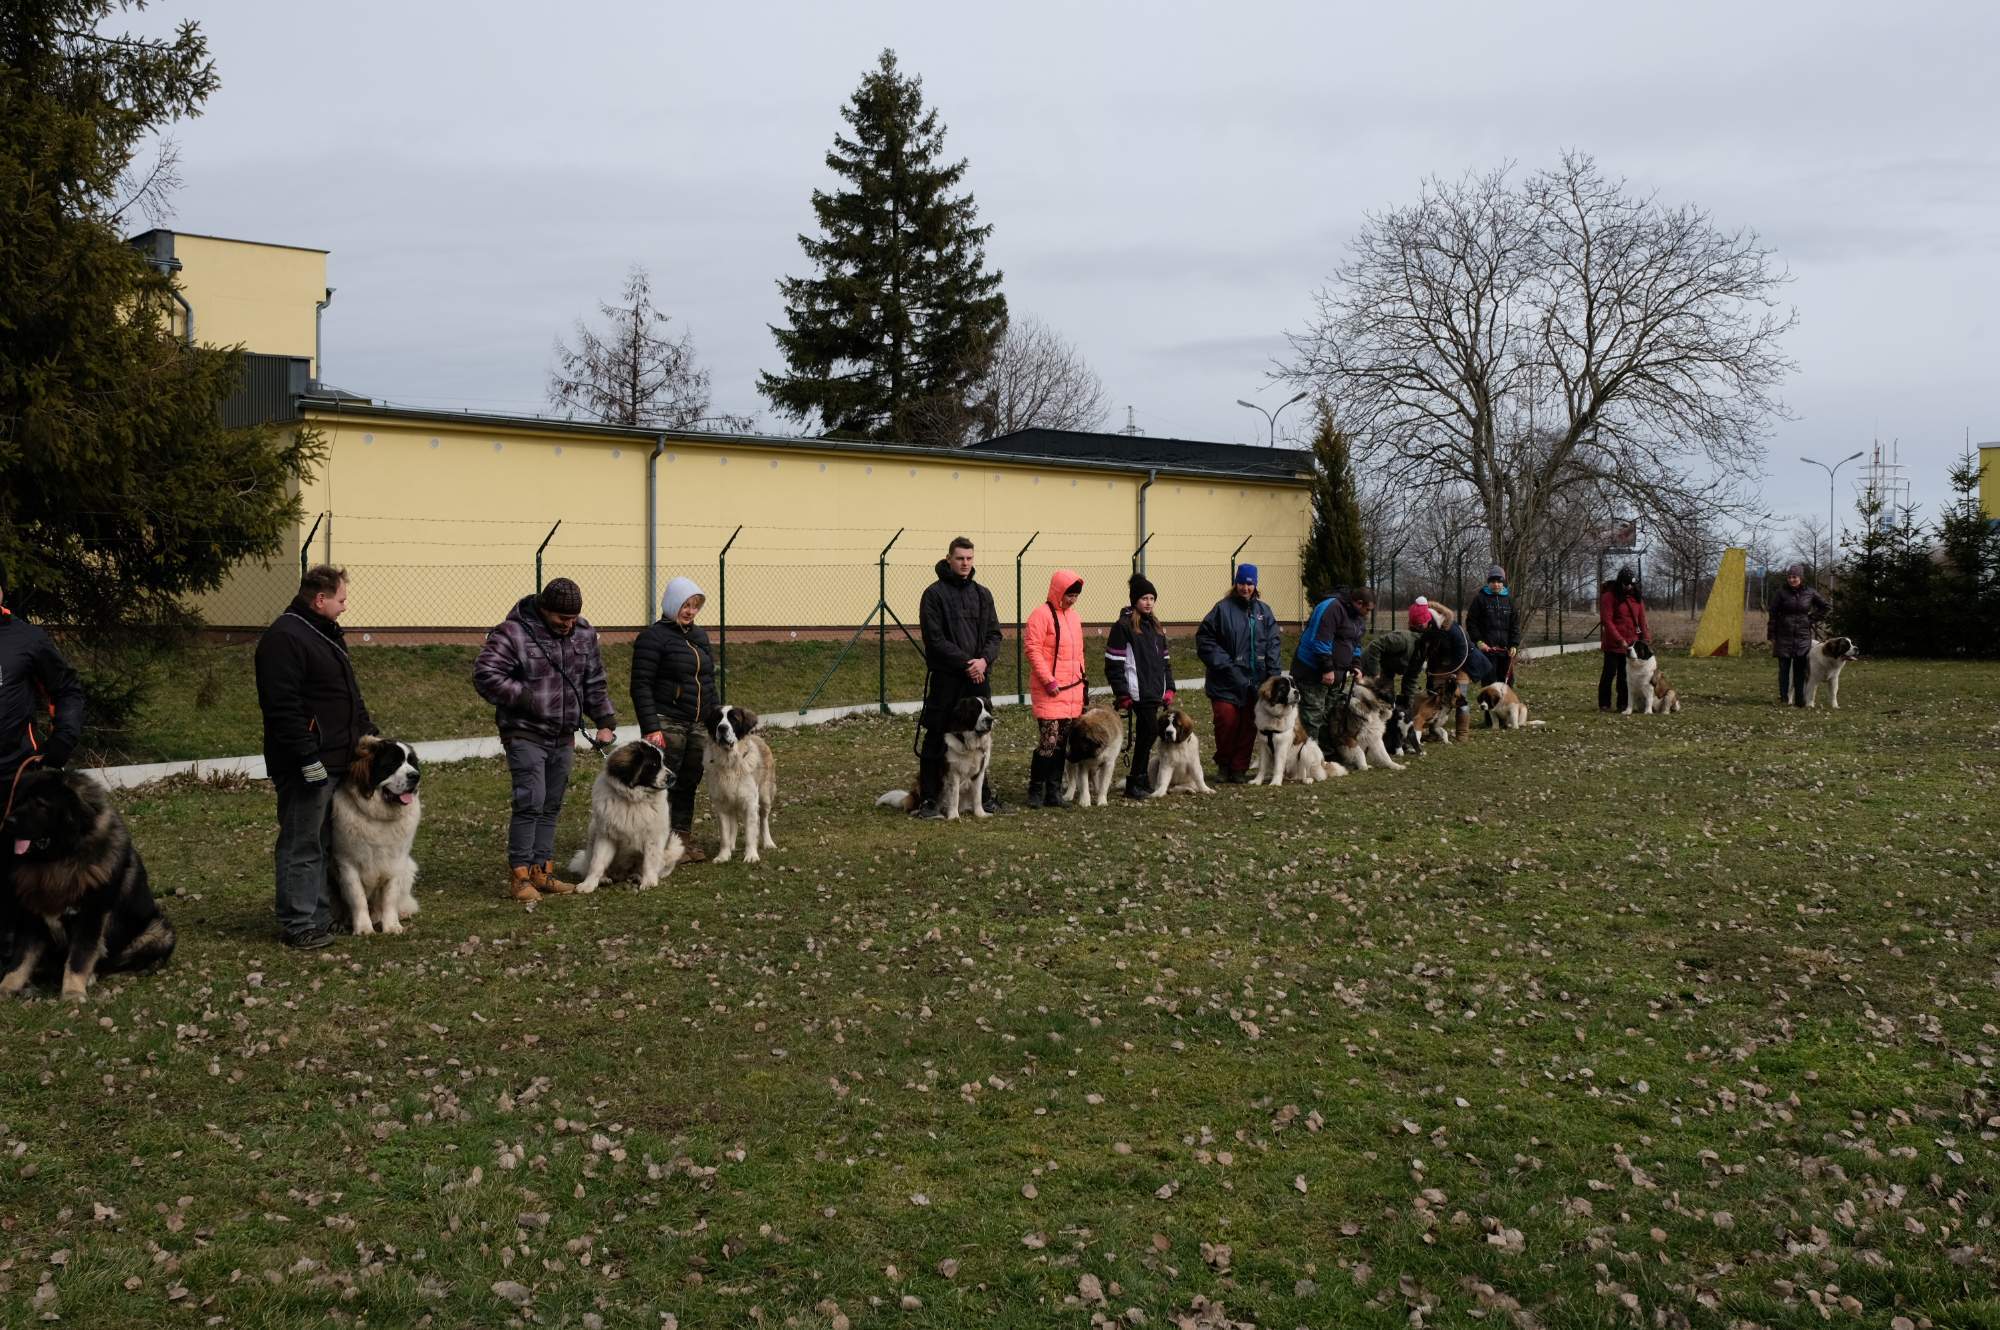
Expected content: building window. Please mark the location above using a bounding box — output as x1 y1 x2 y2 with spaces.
429 438 440 450
611 448 622 459
553 446 564 457
492 442 503 453
362 433 374 445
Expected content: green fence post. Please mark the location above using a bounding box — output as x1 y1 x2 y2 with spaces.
717 525 742 705
1229 534 1252 585
878 527 904 715
1130 533 1152 575
534 520 561 594
1015 531 1039 706
300 512 326 580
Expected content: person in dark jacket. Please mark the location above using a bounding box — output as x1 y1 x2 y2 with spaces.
473 578 615 902
1292 586 1374 753
1419 602 1494 740
1194 565 1281 783
1767 564 1831 707
0 580 85 796
1360 604 1430 713
254 565 375 949
1105 573 1174 800
1596 566 1650 712
915 537 1004 819
1464 564 1519 683
632 576 716 860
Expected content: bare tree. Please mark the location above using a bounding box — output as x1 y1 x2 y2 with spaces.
1787 514 1829 574
1286 153 1796 592
549 266 750 430
907 316 1109 445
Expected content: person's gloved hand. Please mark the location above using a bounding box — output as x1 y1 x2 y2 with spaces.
643 730 666 748
1114 696 1132 713
301 760 330 786
41 740 73 770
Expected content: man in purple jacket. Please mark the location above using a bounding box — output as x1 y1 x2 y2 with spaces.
473 578 615 902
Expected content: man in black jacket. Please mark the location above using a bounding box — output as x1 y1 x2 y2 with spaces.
0 580 85 798
915 537 1004 819
255 565 376 950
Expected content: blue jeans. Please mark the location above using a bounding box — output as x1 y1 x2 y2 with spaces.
505 737 575 866
273 772 336 936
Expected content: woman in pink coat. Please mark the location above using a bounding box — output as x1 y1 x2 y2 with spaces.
1022 569 1086 807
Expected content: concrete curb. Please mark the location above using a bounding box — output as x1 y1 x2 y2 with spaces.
80 643 1599 791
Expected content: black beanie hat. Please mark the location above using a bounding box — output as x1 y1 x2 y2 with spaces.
1128 572 1158 604
538 577 583 615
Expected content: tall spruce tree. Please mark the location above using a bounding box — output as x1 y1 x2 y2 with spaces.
2 3 322 729
759 49 1007 442
1298 407 1367 602
1934 448 2000 657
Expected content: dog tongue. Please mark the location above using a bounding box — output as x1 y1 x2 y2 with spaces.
12 839 28 856
397 792 415 805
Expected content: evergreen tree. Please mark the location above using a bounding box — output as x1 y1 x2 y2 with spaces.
1934 448 2000 657
2 3 321 727
1298 407 1367 602
548 265 748 430
759 49 1007 442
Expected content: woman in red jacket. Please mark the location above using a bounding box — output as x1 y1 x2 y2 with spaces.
1597 565 1650 712
1023 569 1086 807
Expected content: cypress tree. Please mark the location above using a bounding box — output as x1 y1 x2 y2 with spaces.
759 49 1008 442
1298 406 1367 602
1 3 323 726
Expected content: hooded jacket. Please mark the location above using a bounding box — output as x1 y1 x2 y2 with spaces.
0 608 85 781
1420 604 1495 688
632 577 716 733
1294 593 1365 676
1767 582 1831 658
1464 584 1519 651
919 557 1003 721
1598 580 1649 652
1195 590 1280 704
254 595 374 779
473 594 615 745
1023 569 1087 720
1104 605 1171 705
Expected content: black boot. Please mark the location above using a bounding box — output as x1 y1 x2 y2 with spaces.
1038 752 1072 808
1122 774 1151 800
1025 756 1047 808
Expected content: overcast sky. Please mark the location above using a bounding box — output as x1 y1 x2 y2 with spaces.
129 1 1996 541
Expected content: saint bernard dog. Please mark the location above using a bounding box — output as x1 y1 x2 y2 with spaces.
2 768 176 1000
1329 677 1405 772
331 736 422 935
1146 707 1215 796
1477 681 1544 730
877 695 997 818
1062 706 1125 807
701 706 778 864
1247 674 1303 785
567 740 684 892
1803 636 1859 710
1624 640 1681 715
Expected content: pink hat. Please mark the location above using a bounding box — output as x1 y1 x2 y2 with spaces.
1408 597 1432 630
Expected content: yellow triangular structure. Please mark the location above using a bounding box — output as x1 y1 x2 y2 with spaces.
1690 547 1747 657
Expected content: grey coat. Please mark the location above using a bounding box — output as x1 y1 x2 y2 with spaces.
1767 583 1830 658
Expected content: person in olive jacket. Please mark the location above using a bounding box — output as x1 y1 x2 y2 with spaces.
632 576 716 860
255 565 375 949
915 537 1004 819
1767 564 1831 706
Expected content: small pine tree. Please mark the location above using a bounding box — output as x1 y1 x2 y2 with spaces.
759 49 1008 442
1298 407 1367 603
1933 448 2000 658
548 265 746 430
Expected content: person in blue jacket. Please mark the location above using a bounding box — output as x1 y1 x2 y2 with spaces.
1293 586 1375 752
1194 565 1280 783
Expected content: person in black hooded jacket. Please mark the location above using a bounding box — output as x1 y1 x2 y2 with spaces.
1105 573 1174 800
631 575 716 860
915 537 1003 819
0 579 85 794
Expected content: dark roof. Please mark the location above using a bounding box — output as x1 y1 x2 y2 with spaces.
968 428 1312 481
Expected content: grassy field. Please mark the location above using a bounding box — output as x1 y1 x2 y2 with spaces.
4 650 1995 1328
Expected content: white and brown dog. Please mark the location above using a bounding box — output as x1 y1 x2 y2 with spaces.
568 740 684 892
1248 674 1306 785
1329 677 1405 772
1146 707 1215 796
701 706 778 864
877 695 998 819
1477 681 1545 729
331 736 422 935
1803 635 1859 709
1624 641 1681 715
1062 706 1125 807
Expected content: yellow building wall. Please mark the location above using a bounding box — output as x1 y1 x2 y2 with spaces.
172 234 327 368
1982 447 2000 523
193 411 1313 634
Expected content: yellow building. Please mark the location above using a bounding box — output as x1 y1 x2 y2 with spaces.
150 230 1315 636
1982 445 2000 523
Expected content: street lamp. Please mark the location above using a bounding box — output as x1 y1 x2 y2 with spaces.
1236 390 1310 447
1800 450 1865 578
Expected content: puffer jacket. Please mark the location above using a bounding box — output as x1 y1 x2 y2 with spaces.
1422 606 1494 687
254 596 373 779
473 594 615 746
1598 582 1649 652
919 558 1003 722
1294 593 1365 677
0 609 85 781
1105 607 1171 705
632 578 716 734
1195 592 1281 704
1465 585 1519 651
1767 583 1830 658
1023 569 1087 720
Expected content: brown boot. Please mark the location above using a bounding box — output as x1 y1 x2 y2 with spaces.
508 864 539 902
678 842 708 866
1455 706 1471 742
533 861 578 896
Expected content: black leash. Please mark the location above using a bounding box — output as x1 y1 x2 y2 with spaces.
526 623 611 756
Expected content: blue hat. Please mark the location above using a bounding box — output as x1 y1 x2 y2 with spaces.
1235 563 1259 585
